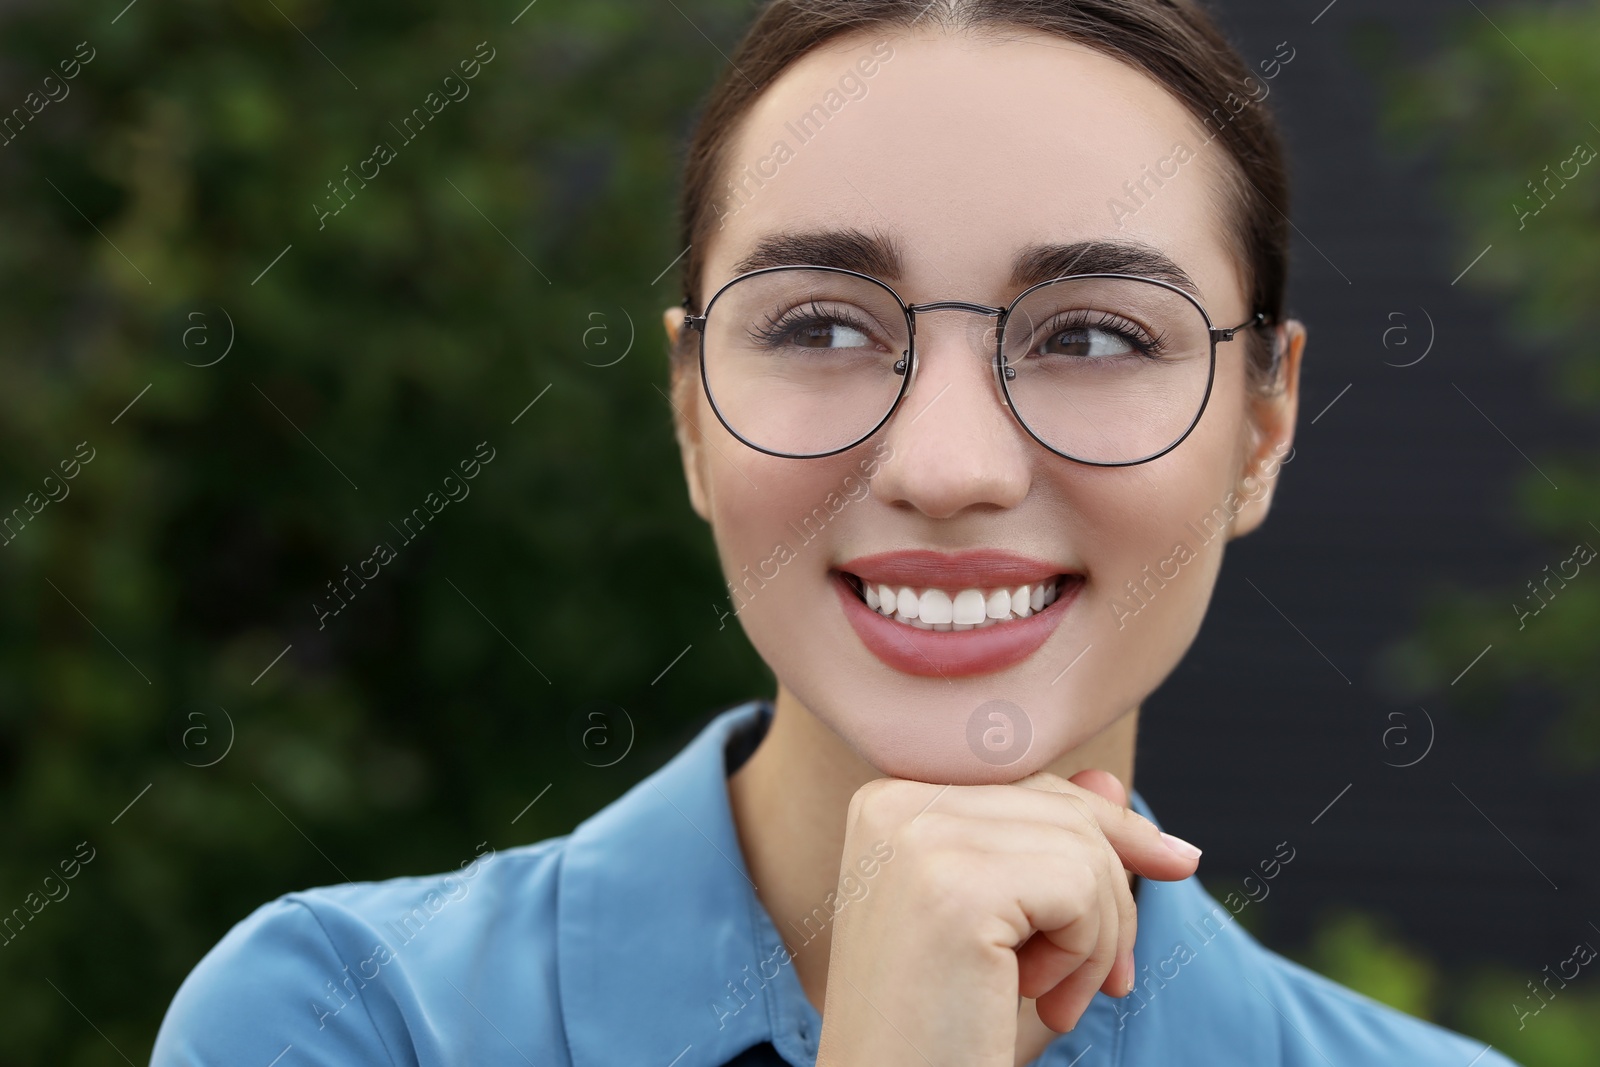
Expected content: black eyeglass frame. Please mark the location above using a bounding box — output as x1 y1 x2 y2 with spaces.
682 264 1273 467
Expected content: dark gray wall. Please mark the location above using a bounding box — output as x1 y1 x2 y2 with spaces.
1139 0 1598 971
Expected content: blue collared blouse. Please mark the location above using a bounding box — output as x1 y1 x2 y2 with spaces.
151 699 1519 1066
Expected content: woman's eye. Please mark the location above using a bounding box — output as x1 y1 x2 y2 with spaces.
788 320 872 349
1041 325 1138 358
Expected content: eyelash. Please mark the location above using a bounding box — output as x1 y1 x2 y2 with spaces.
750 301 882 348
1033 309 1169 358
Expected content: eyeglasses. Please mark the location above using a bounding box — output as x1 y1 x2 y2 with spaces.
682 265 1270 466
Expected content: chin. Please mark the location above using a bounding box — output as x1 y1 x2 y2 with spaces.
809 688 1101 787
860 745 1061 787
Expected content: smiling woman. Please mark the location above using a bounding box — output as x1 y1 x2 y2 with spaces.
151 2 1519 1066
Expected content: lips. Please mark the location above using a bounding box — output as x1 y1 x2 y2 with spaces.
836 548 1071 589
832 549 1083 677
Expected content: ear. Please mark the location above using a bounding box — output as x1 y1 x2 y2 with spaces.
662 305 683 350
1229 319 1305 540
664 306 713 523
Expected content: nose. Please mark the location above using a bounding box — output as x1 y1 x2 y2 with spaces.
867 309 1033 519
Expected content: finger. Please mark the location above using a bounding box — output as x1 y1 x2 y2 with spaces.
1007 850 1103 990
1067 767 1127 809
1009 771 1202 880
1016 774 1159 998
855 774 1192 880
1096 840 1139 999
1066 777 1150 997
1032 849 1122 1032
1035 937 1116 1032
1017 929 1079 999
1017 844 1121 1004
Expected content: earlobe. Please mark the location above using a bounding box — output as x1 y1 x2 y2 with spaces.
679 427 712 524
665 343 712 524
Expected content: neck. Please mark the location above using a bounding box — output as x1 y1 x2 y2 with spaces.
727 685 1141 1064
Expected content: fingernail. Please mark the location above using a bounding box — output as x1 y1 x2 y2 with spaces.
1160 831 1202 859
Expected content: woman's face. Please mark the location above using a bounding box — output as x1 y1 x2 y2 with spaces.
668 29 1302 784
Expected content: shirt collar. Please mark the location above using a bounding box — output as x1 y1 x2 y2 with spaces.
556 698 1273 1067
557 699 783 1067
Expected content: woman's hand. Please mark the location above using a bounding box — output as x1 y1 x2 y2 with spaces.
813 768 1202 1067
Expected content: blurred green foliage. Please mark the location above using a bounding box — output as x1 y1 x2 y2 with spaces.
1295 906 1600 1067
0 1 770 1062
1372 1 1600 769
1298 909 1440 1020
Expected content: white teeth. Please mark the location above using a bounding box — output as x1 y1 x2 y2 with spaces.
919 588 954 624
854 575 1067 631
952 589 987 625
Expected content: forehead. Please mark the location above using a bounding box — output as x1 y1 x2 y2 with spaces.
710 29 1245 309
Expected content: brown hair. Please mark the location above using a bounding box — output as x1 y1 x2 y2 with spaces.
670 0 1291 396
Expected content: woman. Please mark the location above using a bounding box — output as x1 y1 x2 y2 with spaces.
153 2 1517 1064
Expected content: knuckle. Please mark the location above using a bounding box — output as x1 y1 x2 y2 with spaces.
888 807 945 857
1038 769 1070 789
848 778 900 832
1054 789 1101 831
1076 858 1102 902
1050 855 1099 908
911 848 983 917
1036 820 1079 856
1028 770 1072 795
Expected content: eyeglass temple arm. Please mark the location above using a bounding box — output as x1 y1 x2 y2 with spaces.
1212 311 1272 342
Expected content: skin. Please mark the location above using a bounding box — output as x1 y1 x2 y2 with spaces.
662 27 1306 1067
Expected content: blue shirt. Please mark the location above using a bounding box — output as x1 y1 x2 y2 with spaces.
152 698 1519 1066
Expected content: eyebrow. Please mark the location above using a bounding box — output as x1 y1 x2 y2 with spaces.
729 228 1203 300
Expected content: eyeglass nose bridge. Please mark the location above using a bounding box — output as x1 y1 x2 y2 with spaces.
896 299 1004 364
904 299 1007 317
893 299 1017 409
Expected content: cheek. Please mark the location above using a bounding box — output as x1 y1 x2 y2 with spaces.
1056 374 1251 722
706 436 885 735
1076 455 1232 652
703 404 866 611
